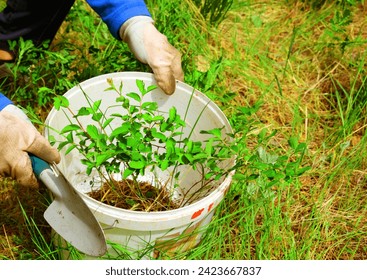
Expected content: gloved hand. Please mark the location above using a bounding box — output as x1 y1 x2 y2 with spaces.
0 105 60 187
120 16 184 95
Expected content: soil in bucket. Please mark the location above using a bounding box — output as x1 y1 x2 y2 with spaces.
87 178 181 212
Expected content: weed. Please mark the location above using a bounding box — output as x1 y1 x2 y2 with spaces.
193 0 233 26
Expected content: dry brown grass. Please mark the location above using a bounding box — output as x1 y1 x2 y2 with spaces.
207 0 367 259
0 178 50 259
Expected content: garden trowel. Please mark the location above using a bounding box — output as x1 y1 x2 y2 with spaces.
29 154 107 257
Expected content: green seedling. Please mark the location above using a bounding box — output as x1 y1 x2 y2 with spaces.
51 79 238 211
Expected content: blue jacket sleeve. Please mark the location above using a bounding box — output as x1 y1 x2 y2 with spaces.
0 93 12 110
86 0 152 39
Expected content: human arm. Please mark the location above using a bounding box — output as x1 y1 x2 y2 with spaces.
0 93 60 187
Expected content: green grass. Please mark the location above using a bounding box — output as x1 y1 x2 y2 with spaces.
1 0 367 260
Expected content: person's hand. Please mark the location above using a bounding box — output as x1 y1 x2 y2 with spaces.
120 16 184 95
0 106 60 187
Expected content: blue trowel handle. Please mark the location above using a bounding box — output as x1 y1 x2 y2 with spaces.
29 154 50 177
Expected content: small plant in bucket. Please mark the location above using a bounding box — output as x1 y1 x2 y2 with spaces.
50 78 237 212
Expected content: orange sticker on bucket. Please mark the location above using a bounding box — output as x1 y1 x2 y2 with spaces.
208 202 214 213
191 208 204 219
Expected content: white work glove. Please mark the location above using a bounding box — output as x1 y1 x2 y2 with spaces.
0 105 60 187
120 16 184 95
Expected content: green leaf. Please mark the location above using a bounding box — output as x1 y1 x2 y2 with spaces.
152 130 167 142
232 173 247 180
136 80 146 95
129 161 146 169
257 146 278 164
66 132 74 143
139 143 151 153
193 153 208 161
141 113 153 123
127 137 139 148
48 135 56 146
129 105 138 114
141 101 158 111
92 112 103 122
96 152 114 166
118 81 123 92
166 138 175 157
146 84 158 93
60 124 80 134
116 96 125 103
168 107 177 123
186 140 193 152
251 15 263 27
53 96 69 110
75 107 91 117
123 168 134 179
201 127 222 138
64 144 77 155
160 122 169 132
86 125 100 139
110 123 131 138
171 131 184 138
57 141 70 151
122 97 130 108
111 113 124 118
296 166 311 176
258 128 267 142
92 100 102 111
288 136 299 150
102 117 114 129
205 138 214 155
181 154 194 164
80 159 94 175
127 92 141 102
191 141 204 154
295 142 307 153
263 169 276 179
131 151 143 161
160 159 169 170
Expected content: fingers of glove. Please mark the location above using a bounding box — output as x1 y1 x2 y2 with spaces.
152 65 177 95
0 111 60 165
143 25 184 94
0 151 39 188
171 50 184 83
122 20 184 94
152 45 184 94
12 154 39 188
0 112 37 186
0 49 14 61
27 133 61 164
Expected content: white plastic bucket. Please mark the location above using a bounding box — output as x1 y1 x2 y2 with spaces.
44 72 234 259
